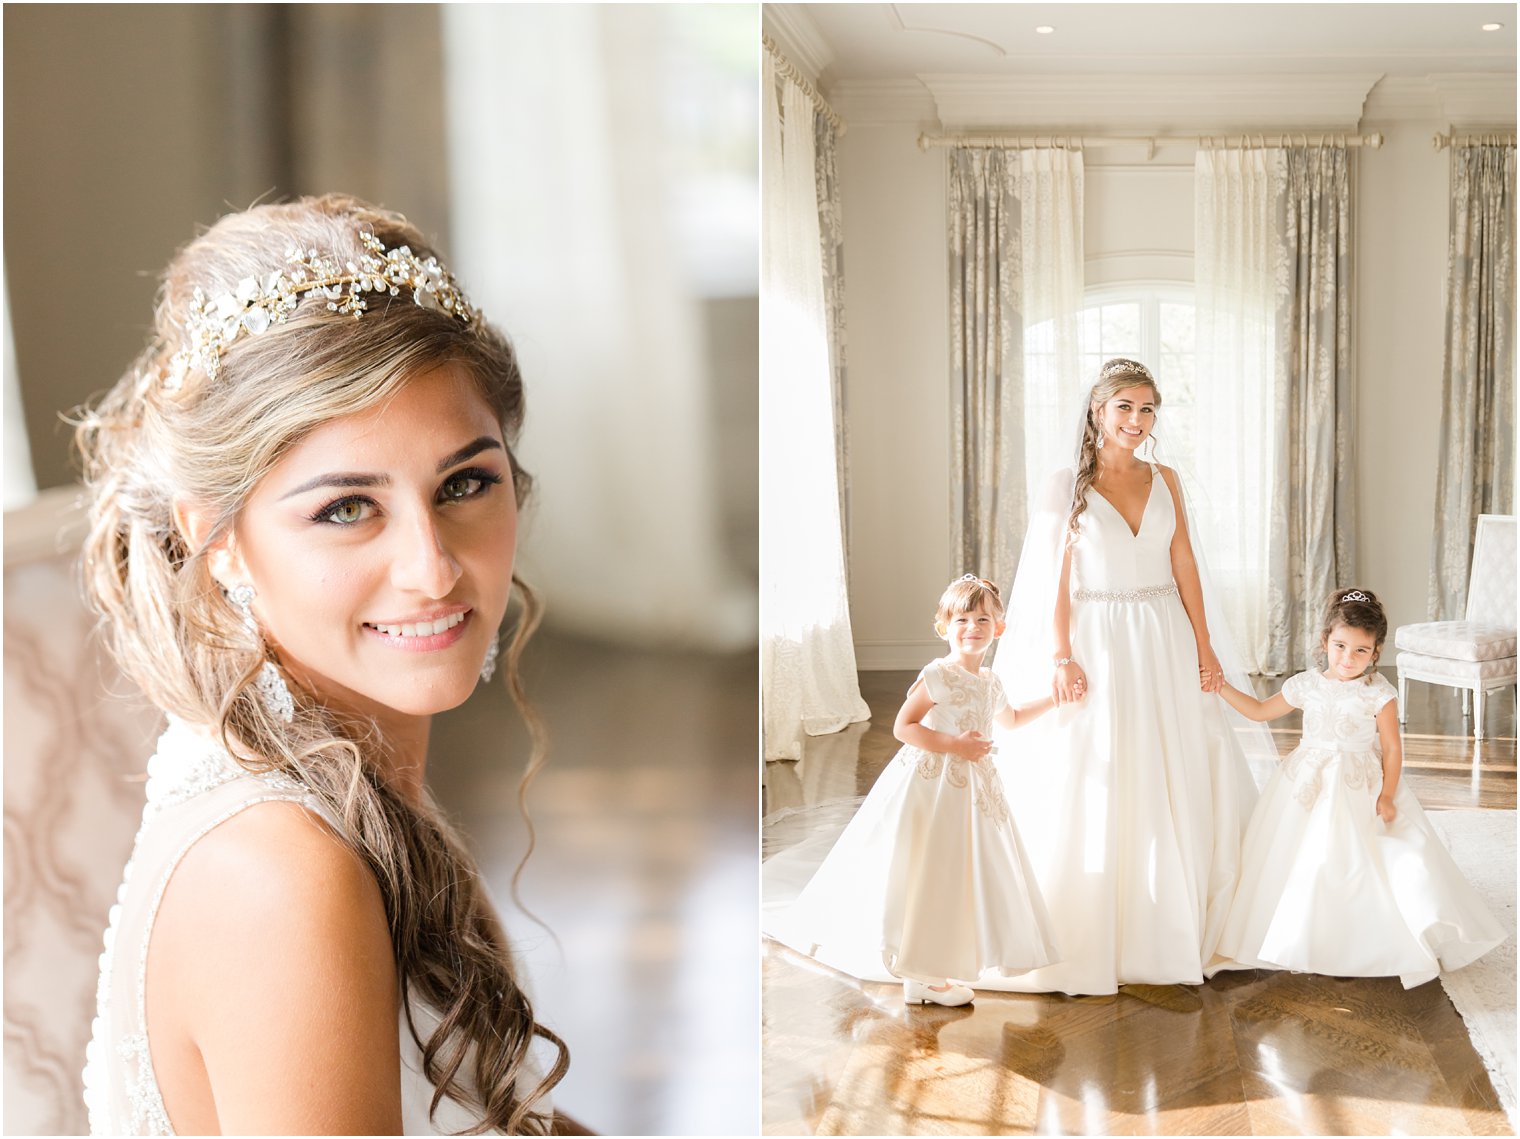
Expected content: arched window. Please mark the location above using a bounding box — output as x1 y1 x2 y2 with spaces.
1023 284 1197 487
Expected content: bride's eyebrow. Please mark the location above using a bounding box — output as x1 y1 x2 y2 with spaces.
278 436 504 500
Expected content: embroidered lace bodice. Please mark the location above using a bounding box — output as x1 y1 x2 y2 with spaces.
897 660 1011 825
1277 670 1398 809
82 718 493 1135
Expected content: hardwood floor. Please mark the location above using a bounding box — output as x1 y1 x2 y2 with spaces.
762 668 1516 1136
431 629 758 1136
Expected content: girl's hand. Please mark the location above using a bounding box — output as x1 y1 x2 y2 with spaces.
1376 795 1397 824
1053 662 1087 705
949 730 994 761
1197 645 1224 693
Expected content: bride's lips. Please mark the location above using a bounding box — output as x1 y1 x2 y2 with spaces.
362 607 472 653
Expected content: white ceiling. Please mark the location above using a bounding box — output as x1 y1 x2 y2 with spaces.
771 4 1516 83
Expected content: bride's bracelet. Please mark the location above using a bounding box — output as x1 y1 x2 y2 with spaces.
1053 657 1077 669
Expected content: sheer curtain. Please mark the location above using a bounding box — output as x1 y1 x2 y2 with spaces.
1430 142 1516 619
1194 145 1355 672
761 57 869 761
1194 148 1279 673
441 6 753 649
948 147 1083 592
815 113 851 552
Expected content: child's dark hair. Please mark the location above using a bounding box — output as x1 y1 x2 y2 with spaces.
934 574 1005 634
1321 587 1389 674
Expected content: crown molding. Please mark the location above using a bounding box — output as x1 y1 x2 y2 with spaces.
1362 76 1443 121
828 78 940 125
918 73 1381 132
1429 72 1518 127
762 4 834 84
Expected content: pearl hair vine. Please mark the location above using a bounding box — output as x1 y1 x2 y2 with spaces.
161 227 477 394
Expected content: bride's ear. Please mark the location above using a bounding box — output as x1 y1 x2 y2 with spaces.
172 498 246 589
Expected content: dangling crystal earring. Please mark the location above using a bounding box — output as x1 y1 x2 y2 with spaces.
229 583 295 723
479 635 500 684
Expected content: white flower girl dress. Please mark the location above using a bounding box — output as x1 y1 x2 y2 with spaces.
1216 671 1505 988
765 660 1058 986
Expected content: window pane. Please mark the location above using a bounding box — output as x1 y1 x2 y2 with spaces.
1100 303 1139 355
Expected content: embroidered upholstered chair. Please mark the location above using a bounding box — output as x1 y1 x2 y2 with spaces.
1394 514 1517 740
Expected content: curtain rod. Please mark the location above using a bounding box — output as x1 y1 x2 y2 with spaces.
1433 131 1517 150
762 34 844 136
918 132 1383 159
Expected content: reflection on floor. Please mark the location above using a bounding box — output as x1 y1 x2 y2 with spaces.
431 628 758 1137
762 669 1516 1136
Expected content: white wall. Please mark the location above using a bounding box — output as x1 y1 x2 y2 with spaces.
1355 118 1451 632
839 122 954 667
841 116 1468 667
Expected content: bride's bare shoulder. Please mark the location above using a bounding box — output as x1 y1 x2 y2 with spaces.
147 797 401 1131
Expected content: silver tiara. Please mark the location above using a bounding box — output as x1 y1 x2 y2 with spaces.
1342 589 1372 603
1098 358 1154 384
161 228 477 394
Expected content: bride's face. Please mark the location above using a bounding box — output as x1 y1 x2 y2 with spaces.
1094 384 1158 453
225 364 517 721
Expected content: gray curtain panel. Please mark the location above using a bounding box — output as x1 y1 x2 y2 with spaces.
1430 143 1517 619
948 148 1026 590
1269 146 1357 669
816 111 850 555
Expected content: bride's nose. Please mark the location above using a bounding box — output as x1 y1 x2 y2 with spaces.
390 509 463 597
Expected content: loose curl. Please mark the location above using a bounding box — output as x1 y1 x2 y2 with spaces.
1320 587 1389 679
1066 358 1162 544
74 194 566 1134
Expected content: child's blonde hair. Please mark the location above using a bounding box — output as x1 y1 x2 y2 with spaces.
933 574 1006 636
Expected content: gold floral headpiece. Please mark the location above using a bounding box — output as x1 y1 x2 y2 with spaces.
1097 357 1155 385
161 228 477 393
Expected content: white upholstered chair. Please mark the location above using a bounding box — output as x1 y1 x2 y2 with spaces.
1394 514 1517 739
3 488 161 1135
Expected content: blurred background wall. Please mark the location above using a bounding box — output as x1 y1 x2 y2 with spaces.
4 4 758 1134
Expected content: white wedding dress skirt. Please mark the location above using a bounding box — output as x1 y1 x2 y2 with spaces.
988 469 1259 995
83 717 534 1135
764 661 1058 985
1215 670 1505 988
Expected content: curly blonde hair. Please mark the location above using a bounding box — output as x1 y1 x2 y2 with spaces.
74 194 566 1133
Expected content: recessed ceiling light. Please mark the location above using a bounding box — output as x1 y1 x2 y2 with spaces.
1482 22 1504 30
1035 25 1055 34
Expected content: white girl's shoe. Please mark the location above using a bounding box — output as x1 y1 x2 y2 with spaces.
903 979 974 1007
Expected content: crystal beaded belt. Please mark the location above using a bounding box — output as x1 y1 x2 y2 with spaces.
1073 584 1178 603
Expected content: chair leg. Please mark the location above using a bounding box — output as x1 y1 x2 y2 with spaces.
1462 688 1472 717
1474 686 1486 740
1397 673 1408 723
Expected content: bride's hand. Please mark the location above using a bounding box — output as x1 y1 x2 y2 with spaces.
1054 662 1087 705
1198 645 1224 692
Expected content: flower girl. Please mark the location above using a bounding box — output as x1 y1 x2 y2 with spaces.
1213 588 1505 987
766 575 1062 1006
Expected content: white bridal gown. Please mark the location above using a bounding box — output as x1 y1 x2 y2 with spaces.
1216 670 1505 988
988 465 1259 995
82 717 533 1135
765 660 1059 985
